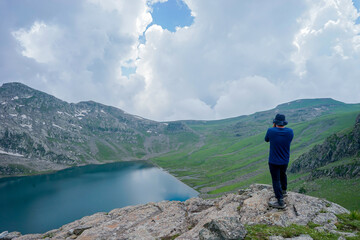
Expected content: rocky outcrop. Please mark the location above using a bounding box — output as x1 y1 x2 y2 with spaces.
290 113 360 177
309 162 360 179
198 217 246 240
3 184 355 240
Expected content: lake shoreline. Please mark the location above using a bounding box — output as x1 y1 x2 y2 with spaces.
0 158 149 179
0 160 198 234
0 158 199 198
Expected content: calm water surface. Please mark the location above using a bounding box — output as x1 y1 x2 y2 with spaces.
0 161 198 234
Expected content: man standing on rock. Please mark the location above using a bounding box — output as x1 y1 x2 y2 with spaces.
265 114 294 209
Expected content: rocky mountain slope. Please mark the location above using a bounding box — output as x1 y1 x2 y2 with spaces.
0 82 197 176
290 113 360 179
1 82 360 208
2 184 358 240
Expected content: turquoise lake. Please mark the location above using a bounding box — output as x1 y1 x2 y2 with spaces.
0 161 198 234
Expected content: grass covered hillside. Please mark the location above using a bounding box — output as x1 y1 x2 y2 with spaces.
150 98 360 209
288 113 360 210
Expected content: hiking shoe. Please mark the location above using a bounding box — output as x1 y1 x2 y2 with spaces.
282 190 287 197
268 199 286 209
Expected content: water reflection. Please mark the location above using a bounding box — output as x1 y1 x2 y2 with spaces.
0 161 198 234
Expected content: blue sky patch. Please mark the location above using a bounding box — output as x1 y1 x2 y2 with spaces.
356 17 360 25
352 0 360 11
150 0 194 32
352 0 360 24
121 66 136 77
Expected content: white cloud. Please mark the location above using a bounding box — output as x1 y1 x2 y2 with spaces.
214 76 281 119
12 22 62 64
148 0 168 4
131 0 360 120
287 0 360 101
3 0 360 121
8 0 152 109
131 0 305 120
291 0 360 76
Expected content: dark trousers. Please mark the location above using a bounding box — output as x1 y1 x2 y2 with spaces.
269 162 288 200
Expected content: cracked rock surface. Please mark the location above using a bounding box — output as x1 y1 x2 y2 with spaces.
6 184 352 240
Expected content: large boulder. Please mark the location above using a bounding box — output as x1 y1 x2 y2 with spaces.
199 217 247 240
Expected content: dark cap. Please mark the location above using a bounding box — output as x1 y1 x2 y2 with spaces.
273 114 288 126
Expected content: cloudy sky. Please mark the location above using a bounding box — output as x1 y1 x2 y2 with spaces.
1 0 360 121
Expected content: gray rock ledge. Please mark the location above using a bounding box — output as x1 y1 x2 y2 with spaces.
7 184 352 240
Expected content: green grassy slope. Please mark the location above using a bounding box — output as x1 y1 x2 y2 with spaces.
287 114 360 210
150 99 360 209
289 177 360 211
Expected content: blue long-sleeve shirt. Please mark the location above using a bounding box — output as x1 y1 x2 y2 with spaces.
265 127 294 165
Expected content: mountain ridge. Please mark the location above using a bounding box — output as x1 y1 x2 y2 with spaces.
2 82 359 178
0 82 197 176
1 82 360 210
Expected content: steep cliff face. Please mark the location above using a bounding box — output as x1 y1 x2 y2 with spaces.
289 113 360 179
3 184 358 240
0 83 199 175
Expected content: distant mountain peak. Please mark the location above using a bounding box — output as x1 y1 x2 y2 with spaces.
275 98 345 111
1 82 28 88
0 81 60 102
1 82 35 93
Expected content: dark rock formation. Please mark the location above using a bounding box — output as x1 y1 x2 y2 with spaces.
289 113 360 178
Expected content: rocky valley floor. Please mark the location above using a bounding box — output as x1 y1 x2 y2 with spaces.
1 184 359 240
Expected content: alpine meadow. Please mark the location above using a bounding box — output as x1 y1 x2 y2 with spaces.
1 82 359 210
